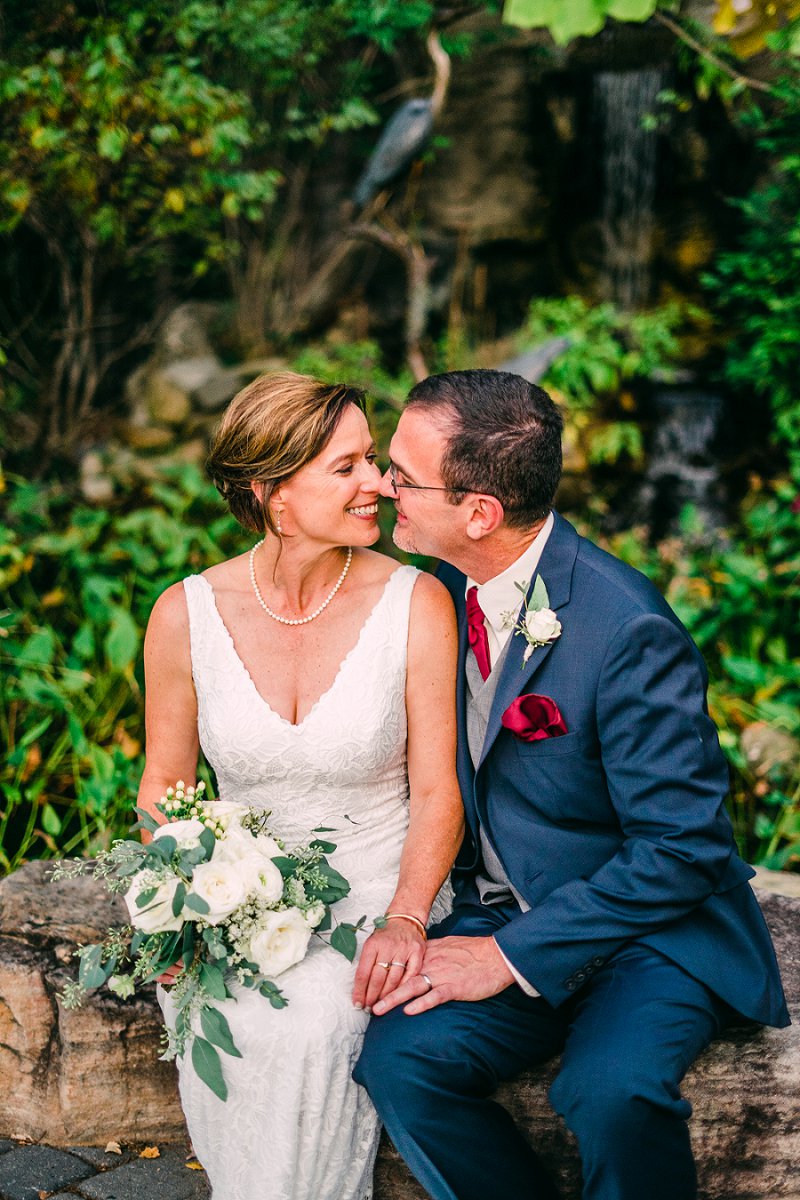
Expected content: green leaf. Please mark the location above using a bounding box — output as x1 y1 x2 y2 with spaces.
153 834 177 861
191 1036 228 1101
41 803 62 836
200 1006 242 1058
330 922 358 962
185 892 210 915
199 961 228 1000
259 980 288 1008
134 806 160 834
309 839 337 854
529 575 551 612
199 827 217 858
172 880 186 917
271 856 299 878
78 944 109 990
606 0 657 19
315 908 332 932
97 125 128 162
104 606 139 670
135 887 158 909
181 922 197 967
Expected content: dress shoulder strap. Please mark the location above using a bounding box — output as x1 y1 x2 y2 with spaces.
181 573 217 677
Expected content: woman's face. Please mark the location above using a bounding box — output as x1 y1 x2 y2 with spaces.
274 405 382 547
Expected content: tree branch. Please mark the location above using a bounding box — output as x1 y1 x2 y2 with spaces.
653 11 773 95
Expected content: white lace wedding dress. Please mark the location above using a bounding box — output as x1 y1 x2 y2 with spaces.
160 563 449 1200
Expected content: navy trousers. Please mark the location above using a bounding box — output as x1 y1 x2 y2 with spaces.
355 903 728 1200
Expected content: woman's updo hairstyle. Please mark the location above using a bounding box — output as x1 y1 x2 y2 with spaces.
207 372 366 535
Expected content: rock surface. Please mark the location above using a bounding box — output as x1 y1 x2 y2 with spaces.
0 863 797 1199
0 862 185 1145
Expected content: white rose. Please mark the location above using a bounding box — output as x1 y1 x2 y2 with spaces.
245 908 311 977
204 800 250 830
524 607 561 644
238 857 284 905
125 872 183 934
188 860 249 925
153 818 206 851
304 901 326 929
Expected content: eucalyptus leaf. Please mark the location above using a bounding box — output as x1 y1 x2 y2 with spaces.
199 961 228 1000
330 922 358 962
200 1006 242 1058
172 880 186 917
191 1036 228 1101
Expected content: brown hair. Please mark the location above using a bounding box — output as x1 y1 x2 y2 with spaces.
207 372 366 534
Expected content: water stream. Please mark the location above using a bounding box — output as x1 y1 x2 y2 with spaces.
594 68 663 310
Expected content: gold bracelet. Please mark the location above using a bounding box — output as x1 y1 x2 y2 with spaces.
385 912 427 940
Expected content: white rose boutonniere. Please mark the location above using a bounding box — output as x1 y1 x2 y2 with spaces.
502 575 562 665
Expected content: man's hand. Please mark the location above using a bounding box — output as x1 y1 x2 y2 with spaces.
372 935 515 1016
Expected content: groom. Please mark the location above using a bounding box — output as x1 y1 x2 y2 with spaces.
354 370 788 1200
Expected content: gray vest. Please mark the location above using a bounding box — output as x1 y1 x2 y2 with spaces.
465 644 530 912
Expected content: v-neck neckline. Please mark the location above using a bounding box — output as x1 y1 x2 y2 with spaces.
196 568 405 729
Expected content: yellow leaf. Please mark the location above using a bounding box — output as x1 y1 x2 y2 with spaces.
185 1160 204 1170
164 188 185 214
42 588 66 608
139 1146 161 1158
105 1141 123 1155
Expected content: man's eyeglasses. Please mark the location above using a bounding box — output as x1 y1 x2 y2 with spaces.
388 462 472 497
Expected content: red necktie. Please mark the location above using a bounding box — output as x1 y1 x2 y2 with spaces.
466 586 491 681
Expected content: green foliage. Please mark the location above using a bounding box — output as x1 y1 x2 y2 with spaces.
503 0 657 45
0 465 246 871
598 480 800 869
0 0 447 452
521 296 689 464
704 63 800 472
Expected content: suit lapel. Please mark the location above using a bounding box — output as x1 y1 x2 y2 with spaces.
477 512 579 770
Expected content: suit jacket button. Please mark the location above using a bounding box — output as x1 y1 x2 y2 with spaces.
592 956 604 967
566 980 577 991
575 971 586 982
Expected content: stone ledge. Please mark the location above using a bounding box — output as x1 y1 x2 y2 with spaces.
0 863 797 1200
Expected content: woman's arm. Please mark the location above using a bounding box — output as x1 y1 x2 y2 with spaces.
352 571 464 1010
137 582 200 838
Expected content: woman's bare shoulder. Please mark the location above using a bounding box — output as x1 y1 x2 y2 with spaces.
148 580 189 634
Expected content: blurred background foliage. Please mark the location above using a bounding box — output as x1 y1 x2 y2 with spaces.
1 0 799 872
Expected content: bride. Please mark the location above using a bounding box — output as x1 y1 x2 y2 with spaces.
137 372 464 1200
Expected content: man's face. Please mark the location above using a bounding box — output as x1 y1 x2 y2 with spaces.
380 407 466 559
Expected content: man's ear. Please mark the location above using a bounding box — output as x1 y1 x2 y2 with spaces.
465 494 505 541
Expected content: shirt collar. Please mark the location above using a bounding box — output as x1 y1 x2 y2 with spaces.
465 512 554 639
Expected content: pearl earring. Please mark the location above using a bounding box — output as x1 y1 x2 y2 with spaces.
275 511 283 535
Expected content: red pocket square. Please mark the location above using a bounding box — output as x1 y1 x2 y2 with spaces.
501 693 568 741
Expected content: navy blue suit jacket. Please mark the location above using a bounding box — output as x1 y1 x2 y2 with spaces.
438 511 789 1027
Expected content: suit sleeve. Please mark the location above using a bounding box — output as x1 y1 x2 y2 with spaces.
493 611 736 1007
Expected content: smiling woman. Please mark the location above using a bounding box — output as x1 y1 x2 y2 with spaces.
133 369 464 1200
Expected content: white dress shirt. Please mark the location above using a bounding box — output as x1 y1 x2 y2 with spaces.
464 512 554 997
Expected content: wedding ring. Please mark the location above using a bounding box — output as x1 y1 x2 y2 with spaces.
390 961 406 969
377 961 391 970
421 973 433 991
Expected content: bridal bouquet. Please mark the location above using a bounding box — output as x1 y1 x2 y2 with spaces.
54 781 362 1100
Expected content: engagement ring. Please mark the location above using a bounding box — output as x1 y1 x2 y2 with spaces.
377 962 391 970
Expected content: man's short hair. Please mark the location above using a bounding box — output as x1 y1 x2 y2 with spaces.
405 369 564 528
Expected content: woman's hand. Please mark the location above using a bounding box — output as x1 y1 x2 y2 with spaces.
156 958 184 986
352 922 426 1011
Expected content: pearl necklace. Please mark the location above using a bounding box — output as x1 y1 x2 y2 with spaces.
248 540 353 626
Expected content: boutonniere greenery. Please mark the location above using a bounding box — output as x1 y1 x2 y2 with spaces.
502 576 562 665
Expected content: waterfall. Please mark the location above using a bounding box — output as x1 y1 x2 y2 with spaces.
594 68 663 310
